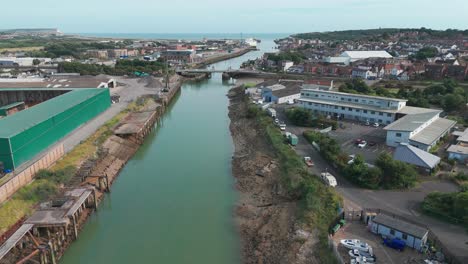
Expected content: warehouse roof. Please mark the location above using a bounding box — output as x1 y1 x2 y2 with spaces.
384 111 440 132
447 144 468 155
393 143 440 169
341 50 393 60
0 88 108 138
409 118 456 146
372 213 428 239
455 128 468 143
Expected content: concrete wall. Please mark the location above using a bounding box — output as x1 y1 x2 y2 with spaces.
0 144 64 204
277 94 300 104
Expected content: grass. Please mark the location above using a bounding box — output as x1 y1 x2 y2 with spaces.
0 99 147 235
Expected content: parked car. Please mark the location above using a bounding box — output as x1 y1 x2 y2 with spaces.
340 239 370 252
358 141 367 148
383 237 405 251
321 172 337 187
304 157 314 167
279 123 286 131
348 249 376 262
274 118 279 124
372 123 379 127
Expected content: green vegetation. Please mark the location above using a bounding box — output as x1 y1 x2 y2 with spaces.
422 190 468 226
285 107 337 129
397 79 467 112
412 47 439 60
267 51 305 64
247 100 341 262
293 28 468 41
303 131 417 189
59 59 168 76
339 79 373 94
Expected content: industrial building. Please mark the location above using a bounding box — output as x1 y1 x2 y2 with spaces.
298 89 456 151
0 88 111 171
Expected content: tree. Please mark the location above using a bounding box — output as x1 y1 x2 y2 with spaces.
32 59 41 65
414 47 438 60
442 94 464 112
375 153 417 189
286 108 312 127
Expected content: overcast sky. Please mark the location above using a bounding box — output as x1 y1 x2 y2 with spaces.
2 0 467 33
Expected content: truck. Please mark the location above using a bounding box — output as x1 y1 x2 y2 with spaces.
320 172 337 187
288 134 298 146
267 108 276 118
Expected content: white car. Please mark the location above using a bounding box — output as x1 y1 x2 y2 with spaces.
287 99 295 105
340 239 370 252
279 124 286 131
274 118 279 124
349 249 376 263
358 141 367 148
372 123 379 127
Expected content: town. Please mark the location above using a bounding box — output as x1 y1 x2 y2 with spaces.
0 26 466 264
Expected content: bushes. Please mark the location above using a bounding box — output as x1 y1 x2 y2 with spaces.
286 107 312 127
36 166 77 184
303 131 417 189
422 191 468 226
14 180 58 202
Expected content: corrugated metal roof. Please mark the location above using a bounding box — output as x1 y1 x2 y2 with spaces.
0 101 24 110
393 144 440 169
410 118 456 146
456 128 468 143
447 145 468 155
384 111 440 132
0 88 107 138
372 213 428 238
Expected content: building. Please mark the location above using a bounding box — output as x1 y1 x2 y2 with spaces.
384 107 456 151
0 102 26 117
340 50 392 62
298 89 406 124
369 213 429 251
161 50 196 64
297 89 456 150
448 128 468 162
393 143 440 172
281 60 294 72
86 50 108 60
0 88 111 171
108 49 128 58
261 80 303 104
352 66 377 79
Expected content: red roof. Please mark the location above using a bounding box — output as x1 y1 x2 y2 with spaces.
305 79 333 86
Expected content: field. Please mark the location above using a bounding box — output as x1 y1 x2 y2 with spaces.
0 46 44 53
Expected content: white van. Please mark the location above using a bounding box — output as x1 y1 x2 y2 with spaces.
320 172 337 187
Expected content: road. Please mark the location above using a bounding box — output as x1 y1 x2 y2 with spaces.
273 104 468 261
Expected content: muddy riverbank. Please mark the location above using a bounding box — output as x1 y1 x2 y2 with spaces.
228 85 324 264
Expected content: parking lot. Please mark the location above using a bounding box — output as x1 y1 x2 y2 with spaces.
332 222 427 264
328 121 391 165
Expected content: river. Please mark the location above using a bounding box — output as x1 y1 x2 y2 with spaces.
59 36 282 264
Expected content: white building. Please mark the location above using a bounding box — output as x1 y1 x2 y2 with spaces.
340 50 393 62
384 107 456 151
297 89 456 151
281 61 294 72
298 89 406 125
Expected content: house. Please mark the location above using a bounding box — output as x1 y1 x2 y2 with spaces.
161 50 196 64
281 60 294 72
108 49 128 58
369 213 429 251
446 65 468 81
425 64 447 79
393 143 440 172
352 66 377 79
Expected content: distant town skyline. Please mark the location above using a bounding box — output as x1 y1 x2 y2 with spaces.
3 0 468 33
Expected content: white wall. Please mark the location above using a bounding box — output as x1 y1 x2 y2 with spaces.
277 94 300 104
386 130 411 147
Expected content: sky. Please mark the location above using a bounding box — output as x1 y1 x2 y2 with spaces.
2 0 467 34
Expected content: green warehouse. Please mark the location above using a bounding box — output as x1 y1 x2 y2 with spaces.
0 88 111 171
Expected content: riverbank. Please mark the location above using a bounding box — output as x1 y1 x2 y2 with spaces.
193 47 257 68
228 85 339 264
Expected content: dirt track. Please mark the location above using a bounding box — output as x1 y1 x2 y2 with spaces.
228 85 322 264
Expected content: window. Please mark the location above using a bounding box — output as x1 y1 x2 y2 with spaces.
363 110 368 114
355 109 360 112
396 133 402 137
390 229 395 235
315 94 318 97
355 99 358 102
308 102 312 105
371 111 375 114
402 233 407 240
341 98 345 101
342 107 345 110
335 106 338 109
379 112 383 116
348 107 352 111
301 93 304 96
387 113 392 117
348 98 352 102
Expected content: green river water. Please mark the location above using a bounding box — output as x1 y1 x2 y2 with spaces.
59 38 279 264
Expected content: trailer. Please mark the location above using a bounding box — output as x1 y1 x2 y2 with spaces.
288 134 298 146
267 108 276 118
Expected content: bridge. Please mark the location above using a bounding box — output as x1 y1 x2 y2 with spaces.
175 68 266 80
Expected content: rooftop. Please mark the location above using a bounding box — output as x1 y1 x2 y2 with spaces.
300 88 407 103
0 88 107 138
447 145 468 155
409 118 456 146
393 143 440 169
341 50 393 59
298 97 400 114
372 213 428 238
0 101 24 110
455 128 468 143
384 111 441 132
0 76 114 89
271 84 302 98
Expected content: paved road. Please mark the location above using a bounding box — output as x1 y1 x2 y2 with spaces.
273 104 468 261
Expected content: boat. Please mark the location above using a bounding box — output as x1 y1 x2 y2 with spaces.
340 239 370 252
349 249 376 263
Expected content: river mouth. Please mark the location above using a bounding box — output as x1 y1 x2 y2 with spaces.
59 38 281 264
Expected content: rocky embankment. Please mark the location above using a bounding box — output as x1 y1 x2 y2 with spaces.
228 85 322 264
